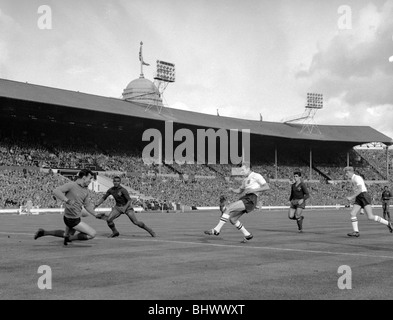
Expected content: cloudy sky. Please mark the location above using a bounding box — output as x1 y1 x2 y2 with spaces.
1 0 392 140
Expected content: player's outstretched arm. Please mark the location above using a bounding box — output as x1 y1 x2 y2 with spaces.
347 185 362 201
84 203 99 218
94 197 105 209
229 187 244 194
53 183 74 204
301 183 310 201
260 183 270 192
94 191 110 209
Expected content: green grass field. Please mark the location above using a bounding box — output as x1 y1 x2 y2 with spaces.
1 208 392 300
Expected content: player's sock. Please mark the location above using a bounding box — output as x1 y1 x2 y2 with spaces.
374 215 389 226
44 230 65 238
214 213 230 233
139 223 156 237
234 221 251 237
107 221 119 234
351 217 359 232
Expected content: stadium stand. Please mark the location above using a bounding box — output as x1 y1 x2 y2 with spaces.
1 145 391 210
0 78 392 211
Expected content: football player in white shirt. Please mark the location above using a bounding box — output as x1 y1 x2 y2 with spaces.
204 163 270 243
344 166 393 237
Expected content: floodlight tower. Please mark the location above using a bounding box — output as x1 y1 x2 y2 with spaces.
145 60 176 113
300 93 323 134
282 93 323 135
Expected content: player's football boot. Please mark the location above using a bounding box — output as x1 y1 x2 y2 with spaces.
297 216 304 232
347 231 360 237
204 229 220 236
387 222 393 233
108 231 120 238
147 228 156 237
63 234 72 246
241 234 253 243
34 228 45 240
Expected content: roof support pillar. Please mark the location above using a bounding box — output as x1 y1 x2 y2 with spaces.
347 151 350 167
309 147 312 180
386 146 389 180
275 145 278 180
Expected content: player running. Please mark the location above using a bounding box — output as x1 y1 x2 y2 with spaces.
288 171 310 233
34 169 100 246
381 186 391 221
344 166 393 237
94 176 156 238
204 163 270 243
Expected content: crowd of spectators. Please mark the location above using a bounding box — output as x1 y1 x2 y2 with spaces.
1 167 391 210
0 169 67 209
1 138 391 180
0 169 116 210
356 148 392 180
0 137 392 210
102 172 391 208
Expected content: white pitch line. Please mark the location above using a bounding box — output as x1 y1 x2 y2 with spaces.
1 231 393 260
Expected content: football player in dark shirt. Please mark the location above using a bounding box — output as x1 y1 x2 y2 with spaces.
95 176 156 238
381 186 391 221
288 171 310 233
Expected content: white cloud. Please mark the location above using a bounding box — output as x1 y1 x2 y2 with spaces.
0 8 18 70
0 40 8 67
66 65 91 76
1 0 392 142
294 1 393 139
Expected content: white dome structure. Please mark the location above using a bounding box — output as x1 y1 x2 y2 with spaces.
122 76 163 107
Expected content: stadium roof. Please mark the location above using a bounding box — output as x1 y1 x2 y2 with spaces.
0 78 392 146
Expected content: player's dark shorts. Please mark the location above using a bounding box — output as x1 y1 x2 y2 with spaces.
63 216 81 229
107 204 134 220
239 193 258 213
290 199 306 210
354 192 372 208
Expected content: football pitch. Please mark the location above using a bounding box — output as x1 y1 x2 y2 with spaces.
1 208 393 300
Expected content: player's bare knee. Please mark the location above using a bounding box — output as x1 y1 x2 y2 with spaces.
229 217 238 225
225 207 234 215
